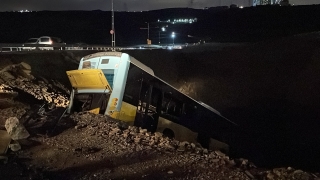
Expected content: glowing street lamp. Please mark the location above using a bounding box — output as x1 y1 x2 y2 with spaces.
171 32 175 46
111 0 115 48
159 27 166 44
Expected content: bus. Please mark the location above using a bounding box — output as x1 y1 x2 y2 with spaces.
66 51 239 151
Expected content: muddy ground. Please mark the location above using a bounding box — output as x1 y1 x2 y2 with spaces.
1 33 320 179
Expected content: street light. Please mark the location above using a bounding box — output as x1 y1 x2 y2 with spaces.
171 32 175 46
111 0 115 48
159 27 166 44
146 22 150 40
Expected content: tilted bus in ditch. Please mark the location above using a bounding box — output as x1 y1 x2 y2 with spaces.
66 51 239 151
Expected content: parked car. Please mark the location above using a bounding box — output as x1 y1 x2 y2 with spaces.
22 38 39 50
38 36 66 50
22 36 66 50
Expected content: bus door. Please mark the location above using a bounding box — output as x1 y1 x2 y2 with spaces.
134 81 162 132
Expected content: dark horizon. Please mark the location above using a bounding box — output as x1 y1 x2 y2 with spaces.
0 0 320 12
1 5 320 46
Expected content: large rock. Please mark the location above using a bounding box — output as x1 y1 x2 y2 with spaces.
19 62 31 70
5 117 30 140
8 141 21 152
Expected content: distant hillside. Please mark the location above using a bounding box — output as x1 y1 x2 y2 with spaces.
1 5 320 45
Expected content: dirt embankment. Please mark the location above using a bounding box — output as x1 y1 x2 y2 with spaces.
124 36 320 170
0 51 98 88
1 49 311 180
1 35 320 172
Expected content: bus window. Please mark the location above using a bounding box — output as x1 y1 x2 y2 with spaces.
162 92 183 117
135 82 161 132
102 69 114 89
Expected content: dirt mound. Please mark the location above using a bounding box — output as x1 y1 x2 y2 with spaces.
0 51 93 129
3 112 319 180
1 35 320 178
123 36 320 170
0 51 97 87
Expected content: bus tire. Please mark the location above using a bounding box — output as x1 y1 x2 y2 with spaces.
197 133 210 149
163 128 175 139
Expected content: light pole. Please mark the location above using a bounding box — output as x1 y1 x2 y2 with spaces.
140 22 150 44
159 27 165 45
111 0 115 48
171 32 175 46
147 22 150 40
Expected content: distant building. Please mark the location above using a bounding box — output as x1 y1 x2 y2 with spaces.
157 18 197 24
252 0 287 6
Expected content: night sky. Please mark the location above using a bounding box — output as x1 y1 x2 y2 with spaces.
0 0 319 11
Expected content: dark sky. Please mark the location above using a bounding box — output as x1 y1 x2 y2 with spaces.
0 0 319 11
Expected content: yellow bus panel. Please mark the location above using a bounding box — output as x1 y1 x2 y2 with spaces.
118 102 137 125
66 69 112 90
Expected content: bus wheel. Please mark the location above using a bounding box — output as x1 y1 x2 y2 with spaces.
197 133 210 149
163 128 175 139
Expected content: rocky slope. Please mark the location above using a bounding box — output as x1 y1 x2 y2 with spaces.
0 40 320 179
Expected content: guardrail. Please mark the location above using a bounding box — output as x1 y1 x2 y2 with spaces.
0 43 126 52
0 43 186 52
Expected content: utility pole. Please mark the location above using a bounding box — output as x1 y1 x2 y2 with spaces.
140 22 151 44
111 0 115 47
147 22 150 40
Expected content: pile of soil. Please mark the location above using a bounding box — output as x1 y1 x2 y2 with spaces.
0 34 320 179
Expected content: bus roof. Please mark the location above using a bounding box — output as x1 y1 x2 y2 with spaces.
82 52 154 76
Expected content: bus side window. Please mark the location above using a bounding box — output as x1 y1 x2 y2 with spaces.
162 92 183 117
170 99 183 117
162 96 171 113
162 92 174 114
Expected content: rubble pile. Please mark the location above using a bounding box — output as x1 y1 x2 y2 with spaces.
0 56 319 179
0 107 27 130
39 112 319 179
0 62 69 107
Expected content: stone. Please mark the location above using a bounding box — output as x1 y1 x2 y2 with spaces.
75 124 87 129
212 159 220 163
245 170 254 179
18 69 32 79
154 132 163 138
293 170 303 174
228 159 236 166
9 141 21 151
139 128 147 134
203 148 209 154
180 141 189 146
109 128 120 135
19 62 31 70
267 172 274 179
177 146 186 152
214 150 225 157
123 132 129 138
134 137 141 143
1 72 15 80
5 117 30 140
